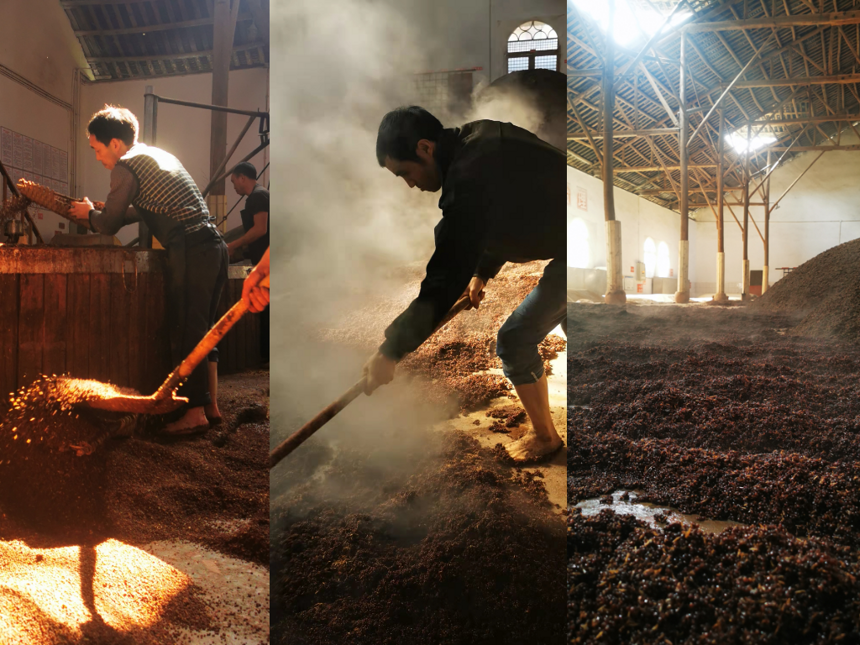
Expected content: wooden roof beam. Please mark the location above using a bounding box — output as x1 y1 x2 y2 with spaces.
686 11 860 32
721 73 860 88
74 17 253 37
85 40 265 63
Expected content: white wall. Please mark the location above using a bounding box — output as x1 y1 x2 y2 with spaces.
568 165 694 293
0 0 88 242
0 0 89 103
400 0 564 88
692 128 860 294
78 68 270 245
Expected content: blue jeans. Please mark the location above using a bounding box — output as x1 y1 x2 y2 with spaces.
496 258 566 386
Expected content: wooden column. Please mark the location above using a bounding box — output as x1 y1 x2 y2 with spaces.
208 0 240 234
742 124 751 300
714 108 728 302
603 0 626 305
763 149 771 294
675 31 690 303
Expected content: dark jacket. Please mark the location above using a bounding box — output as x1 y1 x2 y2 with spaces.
240 184 270 264
379 120 565 361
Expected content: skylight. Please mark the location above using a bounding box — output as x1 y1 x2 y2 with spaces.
725 131 777 154
570 0 691 48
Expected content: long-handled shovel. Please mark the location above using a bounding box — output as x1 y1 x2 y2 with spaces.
64 276 270 415
269 292 472 468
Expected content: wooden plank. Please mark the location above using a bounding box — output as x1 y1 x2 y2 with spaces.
0 276 19 399
127 267 143 393
68 275 91 379
18 274 44 387
89 273 111 383
42 274 67 378
109 273 130 386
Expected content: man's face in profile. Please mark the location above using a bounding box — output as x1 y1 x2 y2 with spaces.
383 140 441 192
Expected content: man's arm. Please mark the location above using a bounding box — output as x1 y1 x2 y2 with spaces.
227 211 268 254
242 247 270 313
70 165 139 235
474 251 506 283
378 182 487 362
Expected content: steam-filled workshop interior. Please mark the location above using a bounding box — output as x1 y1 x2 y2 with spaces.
569 1 860 642
0 0 269 642
269 0 567 643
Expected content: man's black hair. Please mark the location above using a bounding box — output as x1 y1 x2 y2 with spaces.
87 106 138 147
375 106 443 166
231 161 258 180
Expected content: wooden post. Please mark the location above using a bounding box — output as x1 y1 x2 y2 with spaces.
742 123 751 300
675 31 690 303
763 149 771 294
715 108 728 302
603 0 626 305
208 0 240 234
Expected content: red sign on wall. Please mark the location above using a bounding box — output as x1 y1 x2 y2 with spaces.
576 187 587 211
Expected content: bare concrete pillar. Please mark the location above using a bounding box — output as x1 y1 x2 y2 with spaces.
676 240 689 303
674 31 690 304
742 259 750 296
762 265 769 295
605 220 626 304
715 251 727 302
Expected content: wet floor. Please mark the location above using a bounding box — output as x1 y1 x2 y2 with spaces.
574 490 745 534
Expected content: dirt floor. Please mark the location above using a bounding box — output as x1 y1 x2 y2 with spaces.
568 302 860 643
0 369 270 644
272 261 567 644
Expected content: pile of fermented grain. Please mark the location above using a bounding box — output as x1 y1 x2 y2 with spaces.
752 236 860 338
568 304 860 643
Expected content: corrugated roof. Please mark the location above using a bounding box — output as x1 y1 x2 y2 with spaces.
60 0 269 81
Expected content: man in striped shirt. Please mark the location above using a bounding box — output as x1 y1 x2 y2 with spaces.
70 105 228 435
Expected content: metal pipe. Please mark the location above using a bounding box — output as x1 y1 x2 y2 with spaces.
202 114 257 198
140 86 157 249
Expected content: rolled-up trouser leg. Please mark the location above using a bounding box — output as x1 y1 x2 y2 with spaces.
174 229 228 408
496 258 567 386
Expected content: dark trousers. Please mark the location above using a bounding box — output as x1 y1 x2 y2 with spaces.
167 226 229 408
496 258 567 386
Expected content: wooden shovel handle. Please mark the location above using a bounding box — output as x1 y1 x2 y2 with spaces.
154 274 270 399
269 291 472 468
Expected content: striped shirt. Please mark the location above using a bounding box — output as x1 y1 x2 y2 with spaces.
118 143 210 235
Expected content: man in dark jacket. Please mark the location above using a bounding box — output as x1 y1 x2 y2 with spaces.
363 106 566 462
70 105 228 435
228 161 270 362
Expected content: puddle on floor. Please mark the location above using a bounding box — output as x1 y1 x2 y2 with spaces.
575 490 745 534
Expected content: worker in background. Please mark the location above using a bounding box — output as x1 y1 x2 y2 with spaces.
69 105 228 435
242 247 270 313
227 161 270 363
363 106 566 462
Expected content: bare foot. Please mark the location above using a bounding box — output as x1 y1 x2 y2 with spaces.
204 403 222 425
505 430 563 463
163 407 209 435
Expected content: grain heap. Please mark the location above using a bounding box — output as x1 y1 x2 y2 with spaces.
752 236 860 338
568 304 860 642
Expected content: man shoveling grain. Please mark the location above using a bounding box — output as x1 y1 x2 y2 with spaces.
362 106 566 462
69 106 228 435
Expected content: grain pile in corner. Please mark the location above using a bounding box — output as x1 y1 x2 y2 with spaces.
751 236 860 338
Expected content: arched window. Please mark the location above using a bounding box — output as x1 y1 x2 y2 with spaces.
507 21 559 74
657 241 670 278
568 218 590 269
643 237 656 279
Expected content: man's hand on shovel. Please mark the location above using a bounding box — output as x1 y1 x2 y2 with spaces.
466 276 486 310
362 351 396 395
